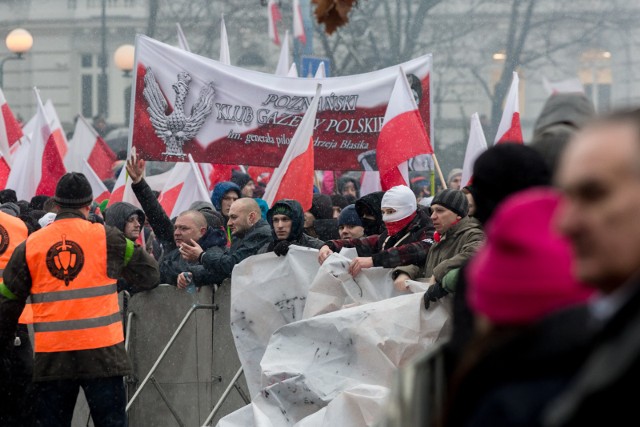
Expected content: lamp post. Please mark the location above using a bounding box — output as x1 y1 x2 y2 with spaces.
114 44 135 126
0 28 34 88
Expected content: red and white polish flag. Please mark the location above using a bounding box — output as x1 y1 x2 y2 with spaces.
0 88 23 163
158 154 211 218
22 99 70 159
461 113 488 188
268 0 283 46
6 88 66 199
263 84 322 211
293 0 306 45
65 115 116 181
376 67 434 191
107 160 141 209
81 160 111 203
494 71 523 145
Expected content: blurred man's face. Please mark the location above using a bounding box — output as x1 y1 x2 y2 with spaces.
449 175 462 190
227 202 256 236
174 214 206 246
124 214 142 240
341 182 357 198
221 191 239 217
339 224 365 239
272 214 292 240
304 211 315 229
556 122 640 293
241 181 255 198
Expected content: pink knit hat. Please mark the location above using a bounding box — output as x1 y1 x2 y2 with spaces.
467 188 593 325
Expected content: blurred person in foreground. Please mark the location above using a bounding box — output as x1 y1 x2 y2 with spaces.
543 108 640 426
442 188 593 427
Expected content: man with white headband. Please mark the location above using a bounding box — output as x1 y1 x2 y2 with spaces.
318 185 434 276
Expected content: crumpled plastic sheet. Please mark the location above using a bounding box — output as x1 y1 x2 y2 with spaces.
230 245 322 398
218 292 451 427
302 249 409 319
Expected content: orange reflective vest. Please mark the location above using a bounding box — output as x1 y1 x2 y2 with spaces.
25 218 123 353
0 211 30 323
0 210 28 271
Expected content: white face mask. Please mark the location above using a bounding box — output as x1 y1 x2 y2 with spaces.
381 185 417 222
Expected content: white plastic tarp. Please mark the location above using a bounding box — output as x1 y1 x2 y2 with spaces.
230 245 322 398
302 249 406 319
218 292 451 427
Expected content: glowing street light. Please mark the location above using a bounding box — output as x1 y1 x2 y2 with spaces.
0 28 34 88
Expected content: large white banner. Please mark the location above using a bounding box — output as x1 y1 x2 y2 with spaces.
131 35 432 170
219 293 451 427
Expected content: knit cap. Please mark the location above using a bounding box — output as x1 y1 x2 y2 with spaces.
431 189 468 217
467 188 593 325
337 204 362 227
54 173 94 209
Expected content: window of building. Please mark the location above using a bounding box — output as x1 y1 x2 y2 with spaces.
580 49 612 113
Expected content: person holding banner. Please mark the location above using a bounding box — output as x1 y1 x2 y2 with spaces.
259 199 325 256
318 185 434 277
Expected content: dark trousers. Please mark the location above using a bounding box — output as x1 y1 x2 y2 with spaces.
0 324 34 427
33 376 127 427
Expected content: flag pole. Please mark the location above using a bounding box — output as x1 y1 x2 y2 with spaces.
431 153 447 190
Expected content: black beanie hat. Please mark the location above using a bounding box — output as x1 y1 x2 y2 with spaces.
230 170 253 190
431 189 469 217
472 143 551 225
54 172 94 209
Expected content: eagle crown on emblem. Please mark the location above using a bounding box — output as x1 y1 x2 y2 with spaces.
143 67 216 158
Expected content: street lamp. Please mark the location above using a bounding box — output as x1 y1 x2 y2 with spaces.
114 44 135 126
0 28 33 88
114 44 135 77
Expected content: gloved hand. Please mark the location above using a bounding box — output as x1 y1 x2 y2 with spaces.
423 282 448 310
210 228 228 248
273 240 292 256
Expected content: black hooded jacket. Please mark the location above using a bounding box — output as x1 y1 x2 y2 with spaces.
104 202 146 293
260 199 325 253
355 191 386 236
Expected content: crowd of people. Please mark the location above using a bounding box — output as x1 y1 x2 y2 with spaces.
1 90 640 426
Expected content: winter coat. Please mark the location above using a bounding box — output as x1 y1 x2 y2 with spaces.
131 178 176 252
159 226 228 287
210 181 241 212
543 279 640 427
104 202 147 294
443 305 594 427
326 207 434 269
199 218 273 285
394 216 484 285
0 210 159 381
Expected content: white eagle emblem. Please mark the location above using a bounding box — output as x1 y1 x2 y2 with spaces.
143 67 215 157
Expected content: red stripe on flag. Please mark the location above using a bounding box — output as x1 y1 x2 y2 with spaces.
158 183 184 217
36 133 66 196
88 136 117 180
1 103 23 146
51 128 68 158
0 156 10 189
272 137 314 211
496 112 523 144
